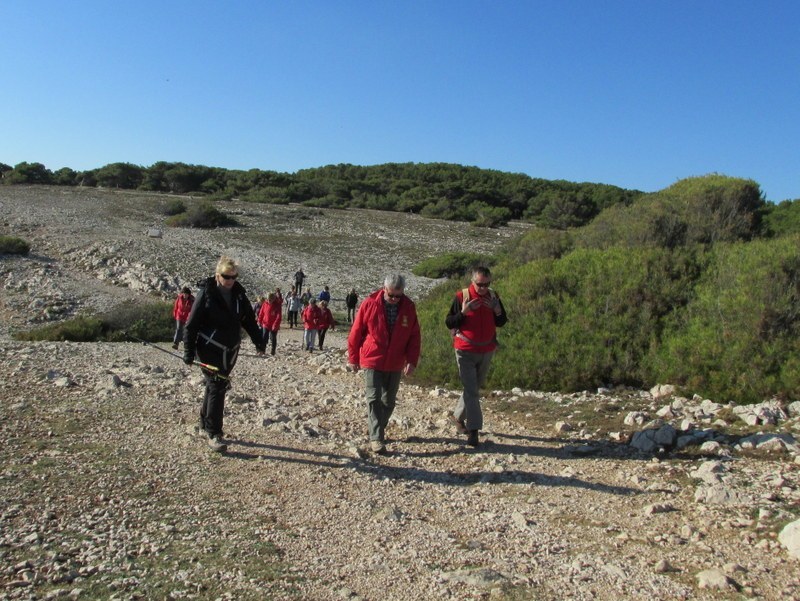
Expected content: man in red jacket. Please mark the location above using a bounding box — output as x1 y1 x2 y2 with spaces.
444 266 508 447
172 287 194 350
348 275 421 454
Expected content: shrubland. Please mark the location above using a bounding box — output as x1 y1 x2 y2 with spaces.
415 175 800 403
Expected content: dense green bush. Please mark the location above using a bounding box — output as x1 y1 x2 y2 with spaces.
161 199 187 216
14 301 173 343
0 236 31 255
577 175 765 250
762 198 800 237
15 317 105 342
652 235 800 402
503 228 573 263
166 201 237 228
415 246 707 391
412 252 493 279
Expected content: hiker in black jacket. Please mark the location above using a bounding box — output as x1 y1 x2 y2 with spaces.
184 256 265 452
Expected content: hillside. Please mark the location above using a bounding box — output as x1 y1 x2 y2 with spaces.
0 185 799 601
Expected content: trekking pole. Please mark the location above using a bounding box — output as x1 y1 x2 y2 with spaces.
124 332 227 379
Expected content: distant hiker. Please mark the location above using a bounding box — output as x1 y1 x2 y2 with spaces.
183 256 265 452
252 295 264 321
294 268 305 291
172 287 194 350
317 300 335 350
274 287 283 305
257 292 282 356
302 297 321 351
345 288 358 323
286 289 303 328
444 266 507 447
318 285 331 303
347 275 420 454
301 288 312 306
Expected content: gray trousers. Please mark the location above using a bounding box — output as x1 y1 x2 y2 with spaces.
453 349 495 431
364 369 401 442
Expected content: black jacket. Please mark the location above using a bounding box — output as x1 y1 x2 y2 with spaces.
184 277 264 359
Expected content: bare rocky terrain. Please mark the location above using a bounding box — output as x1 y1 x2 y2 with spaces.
1 186 799 601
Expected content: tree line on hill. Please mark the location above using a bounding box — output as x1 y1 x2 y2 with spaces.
414 174 800 404
0 160 642 228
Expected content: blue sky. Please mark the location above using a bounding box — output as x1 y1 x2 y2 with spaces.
2 0 798 201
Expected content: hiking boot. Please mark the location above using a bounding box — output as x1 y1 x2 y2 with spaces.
172 343 179 350
451 415 468 435
370 440 386 454
466 430 480 447
207 435 227 453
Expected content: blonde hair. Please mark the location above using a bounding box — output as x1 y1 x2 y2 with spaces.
215 256 238 276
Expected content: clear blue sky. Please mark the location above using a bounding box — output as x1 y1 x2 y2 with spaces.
2 0 798 201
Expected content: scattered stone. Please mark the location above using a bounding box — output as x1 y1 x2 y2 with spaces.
654 559 675 573
779 518 800 560
650 384 676 400
643 503 675 516
696 568 737 590
554 421 572 433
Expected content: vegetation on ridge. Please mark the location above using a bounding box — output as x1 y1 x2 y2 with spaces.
415 174 800 403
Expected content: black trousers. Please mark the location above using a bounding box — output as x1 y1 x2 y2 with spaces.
197 343 238 437
265 330 277 355
288 310 298 327
318 327 328 349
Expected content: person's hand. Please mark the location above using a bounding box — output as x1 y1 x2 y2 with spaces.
462 297 481 313
403 363 415 377
349 363 360 374
183 352 195 366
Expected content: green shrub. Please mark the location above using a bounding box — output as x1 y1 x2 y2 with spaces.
166 201 237 228
14 301 173 343
762 199 800 237
414 246 707 392
503 228 573 263
15 317 104 342
577 174 765 250
651 235 800 402
0 236 31 255
412 252 493 279
161 199 187 216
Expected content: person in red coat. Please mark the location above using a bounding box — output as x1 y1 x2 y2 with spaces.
302 298 322 351
172 287 194 349
257 292 283 355
348 274 421 453
317 300 335 350
444 266 508 447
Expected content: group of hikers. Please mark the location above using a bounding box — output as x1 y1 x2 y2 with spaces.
173 257 507 454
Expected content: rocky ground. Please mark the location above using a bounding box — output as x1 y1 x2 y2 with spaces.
1 186 799 601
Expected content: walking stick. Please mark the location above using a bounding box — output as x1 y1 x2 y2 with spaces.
124 332 228 379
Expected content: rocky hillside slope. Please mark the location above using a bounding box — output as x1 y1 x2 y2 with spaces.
0 186 799 601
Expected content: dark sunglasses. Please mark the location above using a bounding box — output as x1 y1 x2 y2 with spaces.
220 273 238 280
474 282 491 288
386 293 404 299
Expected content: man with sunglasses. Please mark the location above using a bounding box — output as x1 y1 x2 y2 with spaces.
348 274 421 454
445 266 508 447
184 256 265 452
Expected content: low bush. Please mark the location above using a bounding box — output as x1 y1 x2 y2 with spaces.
412 252 494 279
0 235 31 255
14 301 173 343
161 199 187 216
166 201 238 228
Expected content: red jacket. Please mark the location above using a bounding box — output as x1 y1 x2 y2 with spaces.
319 307 335 330
173 293 194 322
348 289 421 371
258 298 283 331
302 304 322 329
